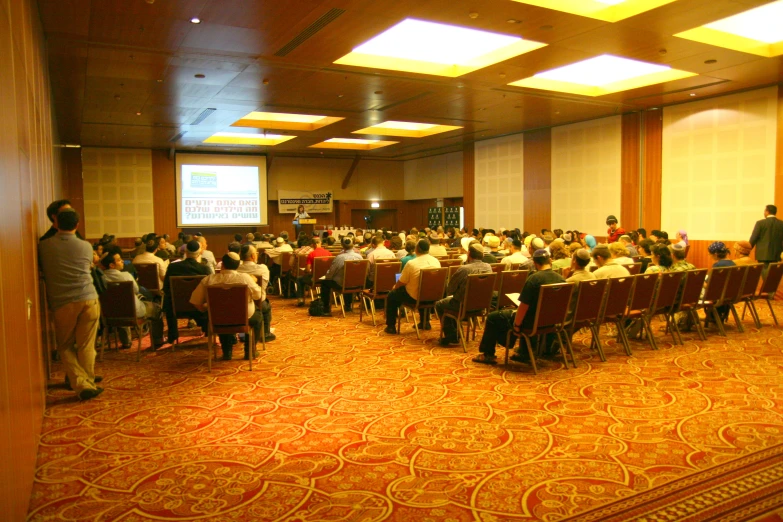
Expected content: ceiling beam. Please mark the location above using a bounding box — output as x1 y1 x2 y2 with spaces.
266 153 274 175
342 155 360 190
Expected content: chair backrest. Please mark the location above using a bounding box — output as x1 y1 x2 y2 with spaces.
416 267 449 304
678 269 708 308
461 272 497 314
510 263 522 270
684 244 691 258
170 275 207 317
488 263 504 290
720 265 748 305
342 259 370 290
589 265 599 273
739 263 764 300
627 263 642 275
628 273 658 312
631 255 642 262
760 262 783 296
702 266 732 303
372 261 401 294
440 258 463 268
280 252 293 273
601 276 635 320
100 281 137 321
572 279 609 325
312 256 334 282
135 263 160 291
206 284 249 327
296 253 309 274
497 270 529 310
651 271 685 314
529 283 574 334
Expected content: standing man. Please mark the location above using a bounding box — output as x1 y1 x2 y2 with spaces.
39 209 103 400
749 204 783 274
40 199 83 241
606 215 626 243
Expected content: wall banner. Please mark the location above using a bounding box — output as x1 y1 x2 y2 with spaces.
278 190 333 213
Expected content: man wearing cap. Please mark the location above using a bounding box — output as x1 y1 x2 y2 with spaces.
566 249 596 283
162 239 212 344
237 244 275 342
195 236 217 273
133 237 169 290
428 234 448 257
606 215 625 243
484 234 503 260
385 239 441 334
319 237 363 314
190 252 264 361
669 244 695 272
366 236 396 287
591 245 630 279
436 243 492 346
749 204 783 273
473 249 565 365
267 236 294 294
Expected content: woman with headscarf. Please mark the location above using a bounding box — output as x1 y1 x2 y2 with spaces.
732 241 753 266
584 235 597 252
675 230 689 248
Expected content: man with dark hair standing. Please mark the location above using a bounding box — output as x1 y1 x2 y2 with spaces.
162 240 211 344
749 204 783 273
39 209 102 399
40 199 83 241
384 239 441 334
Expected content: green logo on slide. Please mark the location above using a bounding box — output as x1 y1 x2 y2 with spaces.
190 171 217 188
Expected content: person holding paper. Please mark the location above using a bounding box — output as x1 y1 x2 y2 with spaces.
472 249 564 365
293 205 310 237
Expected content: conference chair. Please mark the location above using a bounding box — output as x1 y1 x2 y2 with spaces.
562 278 609 363
439 258 464 269
503 283 575 373
397 267 448 340
488 263 505 292
649 271 685 345
135 263 162 297
720 265 751 333
360 261 401 326
744 262 783 327
627 263 642 275
334 259 370 318
439 272 497 352
309 256 334 302
698 266 733 337
597 276 636 356
623 273 661 352
673 269 709 341
495 270 529 311
736 264 764 329
99 281 149 362
205 284 264 372
277 252 294 296
169 275 207 349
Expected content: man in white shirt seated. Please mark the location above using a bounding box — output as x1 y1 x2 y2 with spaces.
196 236 216 273
190 252 265 361
609 242 635 266
267 236 294 294
102 251 165 350
428 235 448 257
501 239 532 270
133 238 169 290
384 239 442 334
237 244 275 342
592 245 631 279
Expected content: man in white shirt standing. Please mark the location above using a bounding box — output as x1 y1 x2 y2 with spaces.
237 244 275 342
384 239 441 334
190 252 264 360
133 238 169 289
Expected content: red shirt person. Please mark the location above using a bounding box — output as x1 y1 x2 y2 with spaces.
606 215 626 243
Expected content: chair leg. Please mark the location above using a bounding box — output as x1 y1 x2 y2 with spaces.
100 324 107 362
456 317 467 353
370 299 377 327
207 328 213 373
690 309 707 340
668 314 683 345
642 317 658 351
766 297 778 326
590 326 607 362
615 320 632 356
562 330 577 368
747 300 762 328
556 331 570 369
339 294 346 318
523 336 538 375
729 304 744 333
249 329 254 372
135 325 143 362
413 311 421 340
710 307 726 336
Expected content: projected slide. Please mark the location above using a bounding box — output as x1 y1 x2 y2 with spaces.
179 164 262 226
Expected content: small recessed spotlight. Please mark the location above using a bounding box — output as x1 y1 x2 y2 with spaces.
156 79 163 83
374 90 383 94
507 19 520 24
689 93 697 96
337 94 344 98
190 17 201 24
704 59 717 64
136 112 142 116
371 202 380 208
650 107 659 110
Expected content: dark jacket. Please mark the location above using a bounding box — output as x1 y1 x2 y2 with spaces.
749 216 783 262
162 258 211 310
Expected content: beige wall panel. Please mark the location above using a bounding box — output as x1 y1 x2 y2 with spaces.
475 134 524 230
403 151 464 200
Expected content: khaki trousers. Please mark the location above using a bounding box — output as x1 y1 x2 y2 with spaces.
53 299 100 394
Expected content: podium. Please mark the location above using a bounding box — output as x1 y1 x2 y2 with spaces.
297 218 317 237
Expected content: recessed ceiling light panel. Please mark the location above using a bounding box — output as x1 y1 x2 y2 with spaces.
508 54 696 96
353 120 462 138
231 111 344 131
674 0 783 57
334 18 546 77
509 0 676 22
309 138 398 150
203 132 296 146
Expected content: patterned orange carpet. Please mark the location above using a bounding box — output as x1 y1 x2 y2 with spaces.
27 296 783 521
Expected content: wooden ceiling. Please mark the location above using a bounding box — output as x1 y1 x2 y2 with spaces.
39 0 783 160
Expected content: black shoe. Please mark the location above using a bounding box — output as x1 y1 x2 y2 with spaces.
243 350 259 360
152 341 165 350
510 352 530 364
297 299 305 307
221 351 233 361
264 333 276 342
120 344 132 350
439 337 459 347
384 326 398 335
320 309 333 317
417 323 432 330
78 387 104 401
65 375 103 390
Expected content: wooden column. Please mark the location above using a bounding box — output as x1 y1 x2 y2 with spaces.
523 128 551 234
61 148 85 237
621 112 641 229
775 87 783 208
462 142 475 228
641 110 663 230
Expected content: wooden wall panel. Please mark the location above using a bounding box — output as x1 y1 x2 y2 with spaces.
776 87 783 209
642 110 663 231
0 0 61 519
462 143 475 229
621 113 641 230
523 128 551 235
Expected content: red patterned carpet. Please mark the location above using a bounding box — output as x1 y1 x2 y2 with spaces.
28 295 783 521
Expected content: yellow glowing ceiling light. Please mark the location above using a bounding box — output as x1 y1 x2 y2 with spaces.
508 54 696 96
309 138 398 150
509 0 676 22
334 18 546 77
203 132 296 146
231 111 344 131
674 0 783 57
353 120 463 138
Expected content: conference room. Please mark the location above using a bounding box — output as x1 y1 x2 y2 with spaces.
3 0 783 520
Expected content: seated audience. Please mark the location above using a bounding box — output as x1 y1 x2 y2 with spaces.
619 235 639 257
319 237 363 315
400 240 417 268
550 243 571 270
609 242 635 266
675 230 689 248
267 236 294 292
566 249 596 283
196 236 217 273
133 238 168 289
296 236 332 306
390 235 403 254
584 234 597 251
158 235 176 255
670 244 695 271
645 244 674 273
472 249 565 365
637 239 656 272
637 228 647 240
733 241 753 266
367 236 396 286
385 239 442 334
709 241 734 267
173 232 185 250
162 240 211 344
237 245 275 342
592 245 630 279
428 234 448 257
501 239 531 270
190 253 264 361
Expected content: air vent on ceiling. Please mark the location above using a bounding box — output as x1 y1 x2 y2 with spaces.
190 108 216 125
274 8 345 57
169 131 187 142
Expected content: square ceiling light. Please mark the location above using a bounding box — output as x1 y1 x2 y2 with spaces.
334 18 546 77
203 132 296 146
508 54 696 96
353 120 463 138
309 138 398 150
674 0 783 57
231 111 344 131
509 0 677 22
